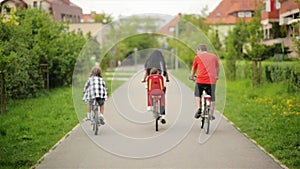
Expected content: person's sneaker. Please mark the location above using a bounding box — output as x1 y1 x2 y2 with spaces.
99 115 105 125
211 115 215 120
160 115 166 124
194 108 202 119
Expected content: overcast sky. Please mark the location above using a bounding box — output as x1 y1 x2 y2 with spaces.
70 0 222 18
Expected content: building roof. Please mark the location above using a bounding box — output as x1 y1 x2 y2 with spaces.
205 0 261 25
83 12 103 23
159 13 181 36
280 0 300 16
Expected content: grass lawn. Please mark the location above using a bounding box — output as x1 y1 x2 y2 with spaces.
0 87 78 168
224 80 300 169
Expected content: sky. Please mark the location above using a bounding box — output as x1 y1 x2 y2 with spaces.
70 0 222 18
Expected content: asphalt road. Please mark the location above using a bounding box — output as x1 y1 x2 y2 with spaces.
35 70 283 169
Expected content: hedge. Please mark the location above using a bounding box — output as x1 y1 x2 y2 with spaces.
265 62 300 92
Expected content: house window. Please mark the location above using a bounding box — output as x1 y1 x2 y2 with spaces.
3 5 11 14
237 12 245 18
61 13 66 22
33 1 38 8
245 12 252 17
169 26 175 32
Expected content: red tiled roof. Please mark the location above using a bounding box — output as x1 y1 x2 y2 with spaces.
83 13 103 22
280 0 300 15
159 13 181 36
205 0 261 25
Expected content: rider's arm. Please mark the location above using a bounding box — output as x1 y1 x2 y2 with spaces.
165 71 170 82
190 67 196 77
190 59 197 78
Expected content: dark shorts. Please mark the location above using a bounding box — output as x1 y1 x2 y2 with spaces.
194 83 216 101
88 98 105 106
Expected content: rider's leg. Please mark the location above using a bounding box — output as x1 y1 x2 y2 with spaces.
86 103 92 120
210 84 216 120
196 96 201 109
194 83 202 119
96 98 105 125
100 105 104 115
160 106 166 124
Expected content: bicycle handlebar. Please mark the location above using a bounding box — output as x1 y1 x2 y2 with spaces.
189 75 196 81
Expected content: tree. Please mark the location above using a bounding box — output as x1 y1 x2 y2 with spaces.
94 12 113 24
182 12 210 35
0 9 86 99
209 29 222 52
224 30 238 80
244 7 265 59
100 16 160 68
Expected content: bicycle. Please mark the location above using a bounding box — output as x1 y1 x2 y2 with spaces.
143 72 166 132
91 100 101 135
189 76 212 134
150 90 164 131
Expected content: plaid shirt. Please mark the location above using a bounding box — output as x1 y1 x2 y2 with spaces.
83 76 108 103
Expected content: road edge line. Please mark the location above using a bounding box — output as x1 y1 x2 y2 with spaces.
221 114 289 169
30 123 80 169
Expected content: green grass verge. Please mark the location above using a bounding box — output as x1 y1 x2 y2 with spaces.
224 80 300 169
0 78 126 169
171 69 299 169
0 87 78 168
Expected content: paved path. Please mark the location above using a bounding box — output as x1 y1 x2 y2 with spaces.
35 70 283 169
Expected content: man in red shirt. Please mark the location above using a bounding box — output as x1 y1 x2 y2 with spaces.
190 45 219 120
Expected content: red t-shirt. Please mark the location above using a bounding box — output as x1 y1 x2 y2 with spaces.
192 52 219 84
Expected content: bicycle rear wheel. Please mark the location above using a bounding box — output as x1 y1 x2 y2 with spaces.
153 99 160 132
202 109 210 134
93 110 99 135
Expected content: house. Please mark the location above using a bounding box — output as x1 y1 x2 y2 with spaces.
205 0 261 43
159 13 182 36
0 0 83 23
0 0 27 14
261 0 300 40
83 11 101 23
261 0 280 40
260 0 299 57
279 0 300 40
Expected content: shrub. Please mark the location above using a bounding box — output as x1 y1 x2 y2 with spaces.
265 62 300 92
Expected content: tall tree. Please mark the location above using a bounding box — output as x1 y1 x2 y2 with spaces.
244 6 265 59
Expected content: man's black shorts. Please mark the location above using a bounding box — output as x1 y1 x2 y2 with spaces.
194 83 216 101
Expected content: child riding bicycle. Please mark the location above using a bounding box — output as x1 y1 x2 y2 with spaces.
147 68 166 124
83 67 108 125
